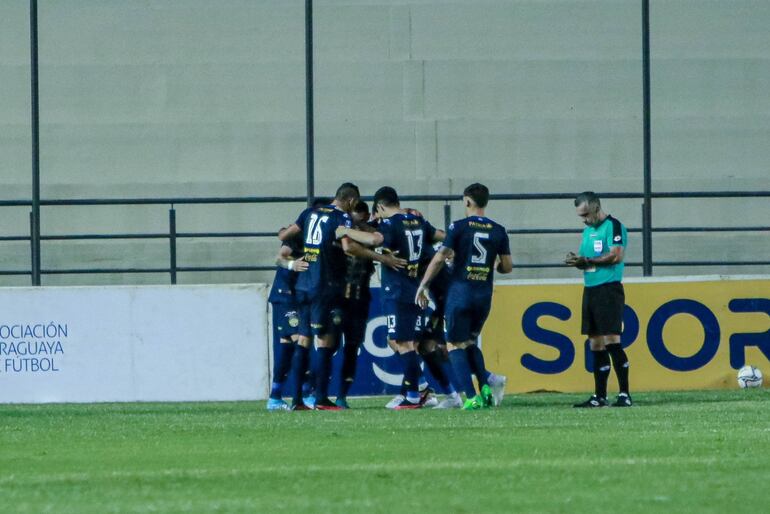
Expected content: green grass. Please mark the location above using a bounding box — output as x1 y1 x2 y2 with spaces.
1 390 769 513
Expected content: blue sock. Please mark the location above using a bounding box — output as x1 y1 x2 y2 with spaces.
315 347 334 401
291 345 310 404
338 341 360 399
422 350 453 394
302 345 317 397
400 351 421 401
466 345 488 387
270 342 296 400
440 359 458 395
449 349 477 399
302 376 314 398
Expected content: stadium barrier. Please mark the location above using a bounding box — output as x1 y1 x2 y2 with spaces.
3 276 767 403
277 275 770 398
0 284 270 403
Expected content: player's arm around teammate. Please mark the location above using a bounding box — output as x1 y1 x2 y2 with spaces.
275 243 309 273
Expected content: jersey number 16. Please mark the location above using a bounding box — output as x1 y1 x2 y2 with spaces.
306 214 329 245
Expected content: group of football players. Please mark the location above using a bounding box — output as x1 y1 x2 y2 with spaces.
266 182 512 411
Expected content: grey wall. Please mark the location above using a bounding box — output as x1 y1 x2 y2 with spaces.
1 0 768 286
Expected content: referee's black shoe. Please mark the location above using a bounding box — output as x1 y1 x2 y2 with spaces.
573 395 608 408
612 393 633 407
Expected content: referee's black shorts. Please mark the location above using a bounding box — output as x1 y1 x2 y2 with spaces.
581 281 624 336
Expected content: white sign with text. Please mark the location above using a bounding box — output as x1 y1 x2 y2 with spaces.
0 284 269 403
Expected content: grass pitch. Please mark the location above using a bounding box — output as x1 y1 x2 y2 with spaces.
1 390 769 513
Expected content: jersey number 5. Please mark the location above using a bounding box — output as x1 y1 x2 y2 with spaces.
471 232 490 264
306 214 329 245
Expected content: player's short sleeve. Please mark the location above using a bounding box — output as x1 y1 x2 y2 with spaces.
442 222 457 251
295 207 311 230
378 219 394 248
496 225 511 255
423 219 437 244
340 212 352 229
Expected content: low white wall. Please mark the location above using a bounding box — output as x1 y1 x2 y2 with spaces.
0 284 270 403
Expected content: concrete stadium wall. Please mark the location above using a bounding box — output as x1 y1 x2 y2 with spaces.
1 0 769 286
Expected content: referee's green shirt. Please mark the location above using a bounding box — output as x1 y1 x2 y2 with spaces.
578 215 627 288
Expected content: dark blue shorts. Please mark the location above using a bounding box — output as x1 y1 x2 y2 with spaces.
342 296 370 345
271 302 299 340
295 290 344 338
383 300 422 342
444 294 491 343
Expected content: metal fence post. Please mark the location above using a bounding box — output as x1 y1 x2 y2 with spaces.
305 0 315 207
30 0 41 285
29 212 38 283
443 202 451 232
641 0 653 276
169 207 177 284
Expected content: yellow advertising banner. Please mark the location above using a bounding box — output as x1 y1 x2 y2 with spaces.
482 277 770 393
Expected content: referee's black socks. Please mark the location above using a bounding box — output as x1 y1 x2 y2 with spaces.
592 349 611 399
606 343 630 394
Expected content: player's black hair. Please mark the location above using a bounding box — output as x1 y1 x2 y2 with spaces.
335 182 360 202
463 183 489 208
353 200 370 214
312 197 331 208
574 191 601 209
373 186 400 208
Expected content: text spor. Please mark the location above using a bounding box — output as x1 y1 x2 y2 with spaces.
521 299 769 373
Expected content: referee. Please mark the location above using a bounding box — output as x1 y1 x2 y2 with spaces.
565 192 632 407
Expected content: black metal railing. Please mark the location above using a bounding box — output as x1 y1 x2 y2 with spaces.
6 1 768 285
1 190 768 284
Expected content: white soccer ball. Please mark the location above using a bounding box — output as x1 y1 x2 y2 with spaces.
737 365 763 389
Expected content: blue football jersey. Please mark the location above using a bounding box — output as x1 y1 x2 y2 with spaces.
294 205 352 295
378 212 433 302
443 216 511 293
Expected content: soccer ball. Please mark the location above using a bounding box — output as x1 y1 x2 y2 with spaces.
737 366 763 389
